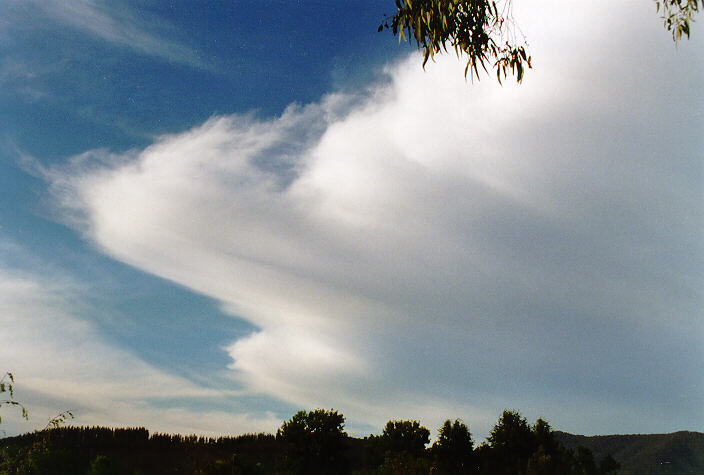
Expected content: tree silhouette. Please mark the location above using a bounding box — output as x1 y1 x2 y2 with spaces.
276 408 348 474
527 418 576 474
485 409 535 474
367 419 430 471
379 420 431 459
431 419 474 474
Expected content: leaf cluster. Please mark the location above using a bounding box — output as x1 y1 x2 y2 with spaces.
380 0 531 83
0 373 28 426
1 372 75 434
44 410 75 431
656 0 703 42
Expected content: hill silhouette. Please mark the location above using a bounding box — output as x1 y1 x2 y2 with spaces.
555 430 704 474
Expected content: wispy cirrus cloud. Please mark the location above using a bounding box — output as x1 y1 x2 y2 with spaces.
2 0 206 69
42 1 703 438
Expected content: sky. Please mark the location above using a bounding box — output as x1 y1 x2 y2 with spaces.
0 0 702 441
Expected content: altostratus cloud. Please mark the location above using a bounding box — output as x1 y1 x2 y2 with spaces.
48 1 703 436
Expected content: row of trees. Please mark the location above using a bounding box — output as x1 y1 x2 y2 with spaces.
277 408 620 474
1 427 279 474
1 407 621 474
2 373 618 473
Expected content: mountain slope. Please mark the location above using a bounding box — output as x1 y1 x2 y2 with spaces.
554 430 704 474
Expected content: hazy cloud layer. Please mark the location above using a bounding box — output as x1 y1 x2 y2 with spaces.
0 240 281 436
47 2 703 436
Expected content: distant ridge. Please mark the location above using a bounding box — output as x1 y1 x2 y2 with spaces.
554 430 704 474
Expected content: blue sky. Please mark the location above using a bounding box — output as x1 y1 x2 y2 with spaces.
1 1 702 439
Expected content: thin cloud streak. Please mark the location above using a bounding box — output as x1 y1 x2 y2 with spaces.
4 0 207 69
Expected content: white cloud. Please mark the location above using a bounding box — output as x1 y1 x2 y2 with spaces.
46 1 703 437
0 243 280 436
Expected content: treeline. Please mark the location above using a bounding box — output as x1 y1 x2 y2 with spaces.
276 409 620 474
3 425 276 448
0 427 280 474
0 409 619 474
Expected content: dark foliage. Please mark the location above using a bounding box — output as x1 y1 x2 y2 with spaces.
555 430 704 474
483 409 535 474
377 449 431 474
276 408 348 474
366 419 431 471
380 0 530 83
0 426 280 474
431 419 474 474
378 420 431 459
474 413 621 475
5 410 699 474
